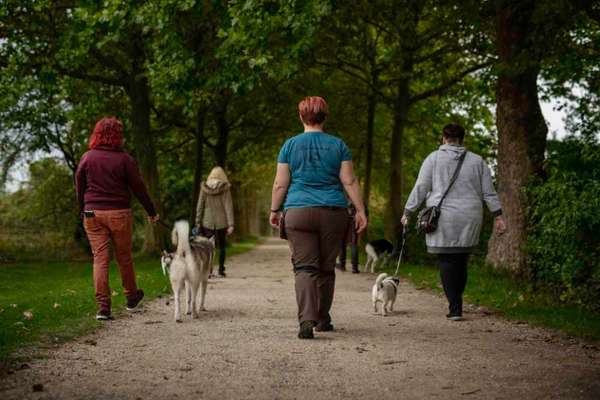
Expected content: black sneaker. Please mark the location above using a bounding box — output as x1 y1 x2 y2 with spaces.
217 270 227 278
96 309 112 321
335 263 346 272
351 266 360 274
446 313 463 321
126 289 144 312
315 322 334 332
298 321 315 339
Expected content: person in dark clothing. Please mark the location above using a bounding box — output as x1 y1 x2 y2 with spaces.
75 117 159 321
337 204 360 273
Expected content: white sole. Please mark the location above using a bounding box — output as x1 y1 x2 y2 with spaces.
447 316 463 321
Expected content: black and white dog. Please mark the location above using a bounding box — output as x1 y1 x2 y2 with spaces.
372 273 400 316
364 239 394 273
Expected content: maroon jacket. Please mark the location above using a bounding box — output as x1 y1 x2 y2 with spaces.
75 146 157 216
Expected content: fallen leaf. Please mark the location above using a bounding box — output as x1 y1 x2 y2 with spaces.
461 388 481 395
53 303 61 309
23 311 33 320
83 339 97 346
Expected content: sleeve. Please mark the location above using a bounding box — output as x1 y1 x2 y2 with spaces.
125 155 157 216
195 188 206 227
224 188 234 227
277 139 291 163
404 152 435 217
340 140 352 161
481 160 502 216
74 155 87 213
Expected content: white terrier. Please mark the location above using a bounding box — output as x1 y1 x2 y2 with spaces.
372 273 400 317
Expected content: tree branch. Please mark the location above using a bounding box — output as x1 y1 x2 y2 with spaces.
409 62 491 104
55 65 124 86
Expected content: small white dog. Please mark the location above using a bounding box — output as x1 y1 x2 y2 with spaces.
372 273 400 316
364 239 394 273
161 220 214 322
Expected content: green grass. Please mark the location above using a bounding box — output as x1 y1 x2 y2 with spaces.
0 237 259 367
386 261 600 341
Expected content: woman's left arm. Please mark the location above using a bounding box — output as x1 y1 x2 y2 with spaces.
481 161 506 235
224 189 235 235
270 163 291 228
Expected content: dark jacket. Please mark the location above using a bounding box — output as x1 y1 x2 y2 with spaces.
75 146 156 216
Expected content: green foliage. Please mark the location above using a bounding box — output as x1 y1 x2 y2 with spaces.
527 138 600 311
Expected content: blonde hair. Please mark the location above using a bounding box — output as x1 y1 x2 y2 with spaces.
206 166 229 183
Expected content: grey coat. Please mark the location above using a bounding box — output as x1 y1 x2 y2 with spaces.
404 144 502 253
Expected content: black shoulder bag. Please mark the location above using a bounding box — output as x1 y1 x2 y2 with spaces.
416 151 467 234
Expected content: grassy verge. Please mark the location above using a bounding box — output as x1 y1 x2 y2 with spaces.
0 237 260 367
385 261 600 341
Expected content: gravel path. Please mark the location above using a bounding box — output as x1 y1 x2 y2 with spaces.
1 238 599 400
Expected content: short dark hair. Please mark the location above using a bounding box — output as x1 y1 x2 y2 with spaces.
442 123 465 142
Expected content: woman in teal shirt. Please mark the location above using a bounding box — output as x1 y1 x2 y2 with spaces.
270 96 368 339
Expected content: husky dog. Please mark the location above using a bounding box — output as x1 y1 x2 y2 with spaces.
364 239 394 273
163 220 215 322
372 273 400 316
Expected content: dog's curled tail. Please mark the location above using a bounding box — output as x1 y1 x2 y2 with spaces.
172 220 191 257
375 273 388 289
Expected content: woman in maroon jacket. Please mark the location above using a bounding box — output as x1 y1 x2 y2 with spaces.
75 117 159 320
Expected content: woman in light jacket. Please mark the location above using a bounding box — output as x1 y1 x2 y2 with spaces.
401 123 506 320
195 166 234 277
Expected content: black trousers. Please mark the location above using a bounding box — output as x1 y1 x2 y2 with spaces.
201 227 227 272
338 225 358 269
437 253 469 315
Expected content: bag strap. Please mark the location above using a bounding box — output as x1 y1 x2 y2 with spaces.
436 150 467 209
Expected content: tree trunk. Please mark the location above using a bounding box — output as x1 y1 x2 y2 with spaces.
386 80 410 245
190 109 206 223
363 89 376 213
487 1 548 274
214 100 229 168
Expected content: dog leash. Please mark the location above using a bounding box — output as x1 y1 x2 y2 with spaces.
393 225 408 277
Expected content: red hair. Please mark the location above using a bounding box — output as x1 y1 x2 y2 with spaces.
89 117 124 149
298 96 328 125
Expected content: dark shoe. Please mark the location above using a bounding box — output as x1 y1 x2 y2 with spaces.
298 321 315 339
217 270 226 278
335 263 346 272
315 322 334 332
126 289 144 312
446 313 463 321
96 309 112 321
351 266 360 274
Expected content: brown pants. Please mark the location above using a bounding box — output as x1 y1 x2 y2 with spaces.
285 207 349 325
83 209 137 312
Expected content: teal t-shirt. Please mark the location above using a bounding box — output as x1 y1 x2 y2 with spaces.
277 131 352 209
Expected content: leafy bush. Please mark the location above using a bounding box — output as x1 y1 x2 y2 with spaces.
527 138 600 311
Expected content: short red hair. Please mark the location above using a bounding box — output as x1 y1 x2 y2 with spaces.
89 117 123 149
298 96 328 125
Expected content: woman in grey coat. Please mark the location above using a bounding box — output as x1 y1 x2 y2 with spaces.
401 124 506 320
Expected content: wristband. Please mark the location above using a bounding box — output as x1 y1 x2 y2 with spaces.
270 209 280 213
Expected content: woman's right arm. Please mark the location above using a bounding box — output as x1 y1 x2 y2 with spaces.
339 160 368 233
402 153 435 225
195 189 206 228
269 163 291 228
75 156 87 214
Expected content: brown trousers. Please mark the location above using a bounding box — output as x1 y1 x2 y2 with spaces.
83 209 137 311
284 207 349 325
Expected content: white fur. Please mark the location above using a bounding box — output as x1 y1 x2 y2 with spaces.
364 244 392 273
372 273 399 317
166 220 215 323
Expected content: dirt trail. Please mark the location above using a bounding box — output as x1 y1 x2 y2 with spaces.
1 238 599 399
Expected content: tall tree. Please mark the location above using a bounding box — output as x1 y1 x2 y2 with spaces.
486 0 590 273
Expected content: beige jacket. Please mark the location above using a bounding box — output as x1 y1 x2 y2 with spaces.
195 180 234 230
